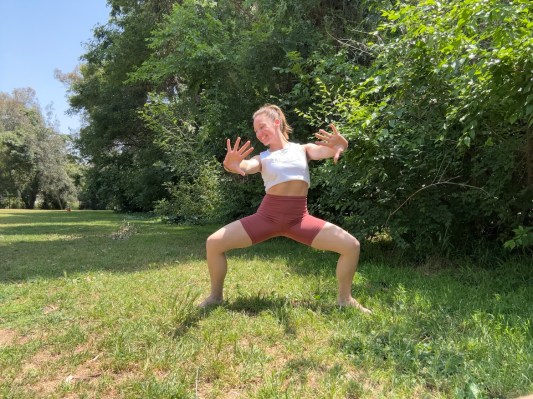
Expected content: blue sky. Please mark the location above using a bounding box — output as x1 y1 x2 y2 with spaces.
0 0 110 134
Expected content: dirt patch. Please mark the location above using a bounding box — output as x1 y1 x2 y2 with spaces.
0 328 17 346
20 347 61 373
13 344 104 396
0 328 33 347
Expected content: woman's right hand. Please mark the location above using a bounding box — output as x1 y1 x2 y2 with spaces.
223 137 254 176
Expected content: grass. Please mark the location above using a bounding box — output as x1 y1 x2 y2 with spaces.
0 209 532 399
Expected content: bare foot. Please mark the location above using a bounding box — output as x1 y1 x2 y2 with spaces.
338 297 372 314
198 296 223 308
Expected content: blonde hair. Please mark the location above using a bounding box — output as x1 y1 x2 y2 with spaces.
253 104 293 139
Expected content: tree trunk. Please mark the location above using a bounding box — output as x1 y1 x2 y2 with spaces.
57 193 64 210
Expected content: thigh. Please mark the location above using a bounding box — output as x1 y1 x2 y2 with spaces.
240 213 280 244
285 214 326 246
310 222 358 253
208 220 253 252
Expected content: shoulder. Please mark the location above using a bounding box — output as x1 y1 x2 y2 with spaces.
301 142 319 153
287 142 309 156
301 142 328 161
292 142 310 151
293 142 314 161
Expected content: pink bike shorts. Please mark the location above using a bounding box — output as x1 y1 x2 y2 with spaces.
239 194 327 246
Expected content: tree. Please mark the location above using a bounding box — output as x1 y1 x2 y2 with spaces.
294 0 533 253
65 0 177 211
0 89 77 209
129 0 382 218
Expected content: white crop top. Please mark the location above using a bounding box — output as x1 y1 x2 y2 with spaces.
259 142 310 191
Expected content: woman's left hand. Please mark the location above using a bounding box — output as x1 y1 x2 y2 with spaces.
315 124 348 164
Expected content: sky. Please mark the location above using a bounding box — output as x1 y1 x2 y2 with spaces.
0 0 110 135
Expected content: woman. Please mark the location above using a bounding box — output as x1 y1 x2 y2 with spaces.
200 104 371 313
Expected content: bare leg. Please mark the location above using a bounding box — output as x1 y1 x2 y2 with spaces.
311 223 371 313
199 220 252 307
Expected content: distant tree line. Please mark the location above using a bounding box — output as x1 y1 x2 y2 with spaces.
58 0 530 255
0 89 79 209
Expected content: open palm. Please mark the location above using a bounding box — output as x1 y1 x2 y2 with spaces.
315 124 348 163
223 137 254 176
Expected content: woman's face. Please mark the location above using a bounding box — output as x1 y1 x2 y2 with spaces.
254 114 281 147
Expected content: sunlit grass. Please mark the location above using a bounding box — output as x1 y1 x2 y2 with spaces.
0 209 532 398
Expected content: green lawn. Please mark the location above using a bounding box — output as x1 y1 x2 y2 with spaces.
1 209 532 398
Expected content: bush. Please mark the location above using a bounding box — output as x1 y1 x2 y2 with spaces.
292 0 533 256
155 158 226 224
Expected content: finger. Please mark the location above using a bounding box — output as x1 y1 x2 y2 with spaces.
238 140 251 154
315 132 330 141
329 123 339 135
233 137 241 152
333 147 343 163
236 167 246 176
226 138 232 152
241 146 254 158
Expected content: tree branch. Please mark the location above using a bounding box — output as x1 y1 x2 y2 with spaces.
386 180 492 225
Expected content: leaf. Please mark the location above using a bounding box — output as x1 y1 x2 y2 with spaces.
503 240 516 250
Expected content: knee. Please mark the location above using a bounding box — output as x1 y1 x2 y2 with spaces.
206 233 220 253
333 233 360 256
345 235 360 255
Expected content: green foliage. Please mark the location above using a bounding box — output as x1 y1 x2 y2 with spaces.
504 225 533 253
154 157 227 224
128 0 378 220
67 0 532 256
76 0 380 215
294 0 533 254
0 89 77 209
78 151 170 211
69 0 175 212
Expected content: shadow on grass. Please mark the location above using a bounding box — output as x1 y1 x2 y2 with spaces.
225 292 359 335
0 231 208 282
235 235 533 340
169 305 218 338
0 210 213 282
166 292 340 339
0 210 337 283
165 295 295 338
236 237 338 276
1 210 383 284
3 211 532 321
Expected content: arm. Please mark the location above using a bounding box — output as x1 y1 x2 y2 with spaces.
223 137 261 176
304 123 348 164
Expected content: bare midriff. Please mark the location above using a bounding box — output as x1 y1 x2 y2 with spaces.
266 180 309 196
